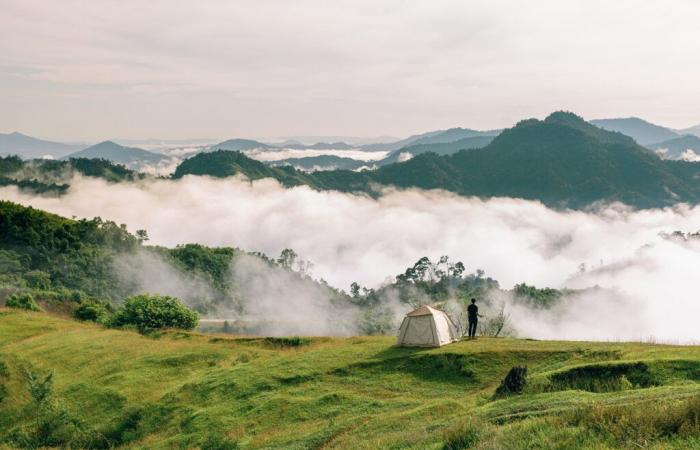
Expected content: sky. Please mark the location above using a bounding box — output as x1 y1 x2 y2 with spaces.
1 0 699 141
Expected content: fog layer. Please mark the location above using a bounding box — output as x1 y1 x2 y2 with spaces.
2 175 700 341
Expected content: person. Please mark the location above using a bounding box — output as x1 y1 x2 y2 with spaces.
467 298 482 339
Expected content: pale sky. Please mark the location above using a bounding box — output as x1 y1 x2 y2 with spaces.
1 0 699 141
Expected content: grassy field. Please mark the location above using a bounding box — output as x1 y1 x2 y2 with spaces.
1 309 700 449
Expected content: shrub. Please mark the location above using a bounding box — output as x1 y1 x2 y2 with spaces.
495 366 527 397
263 336 311 348
5 293 40 311
443 420 482 449
112 294 198 333
73 302 108 323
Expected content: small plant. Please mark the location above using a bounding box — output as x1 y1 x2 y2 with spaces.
495 366 528 397
442 420 482 449
111 294 199 333
263 336 311 348
5 293 40 311
73 301 107 322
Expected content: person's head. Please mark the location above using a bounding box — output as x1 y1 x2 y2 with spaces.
470 298 476 304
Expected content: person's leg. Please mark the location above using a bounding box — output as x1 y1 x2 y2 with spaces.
468 320 475 338
473 319 478 339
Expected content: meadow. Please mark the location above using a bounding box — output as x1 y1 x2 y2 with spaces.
1 309 699 449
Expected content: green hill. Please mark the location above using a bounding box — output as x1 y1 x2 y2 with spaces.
173 112 700 209
1 310 699 449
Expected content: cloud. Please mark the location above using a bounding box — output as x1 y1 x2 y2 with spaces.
3 175 700 341
3 1 700 139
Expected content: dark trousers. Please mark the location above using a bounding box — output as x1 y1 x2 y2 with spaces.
468 318 478 338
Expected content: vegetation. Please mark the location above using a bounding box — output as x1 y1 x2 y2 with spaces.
5 293 40 311
1 310 700 448
110 294 199 332
171 112 700 209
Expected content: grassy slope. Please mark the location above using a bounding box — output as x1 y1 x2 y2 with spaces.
1 310 699 449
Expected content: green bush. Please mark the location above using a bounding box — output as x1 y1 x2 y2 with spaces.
443 420 482 449
112 294 198 333
73 302 108 323
5 293 40 311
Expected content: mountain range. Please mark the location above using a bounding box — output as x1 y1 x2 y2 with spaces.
172 112 700 209
590 118 680 145
0 132 82 159
646 135 700 160
62 140 169 166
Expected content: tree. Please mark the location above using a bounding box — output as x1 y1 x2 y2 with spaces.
277 248 298 270
111 294 199 333
135 229 149 243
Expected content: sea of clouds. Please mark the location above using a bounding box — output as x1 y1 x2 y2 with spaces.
2 175 700 341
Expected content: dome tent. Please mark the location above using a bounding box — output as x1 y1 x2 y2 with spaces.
397 305 459 347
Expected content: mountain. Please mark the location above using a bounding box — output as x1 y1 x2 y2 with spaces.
173 112 700 209
590 118 679 145
676 124 700 138
0 132 81 159
62 140 169 166
270 155 368 171
281 141 355 150
361 128 499 153
647 135 700 160
207 138 273 152
378 135 495 165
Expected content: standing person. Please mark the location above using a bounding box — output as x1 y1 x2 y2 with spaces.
467 298 482 339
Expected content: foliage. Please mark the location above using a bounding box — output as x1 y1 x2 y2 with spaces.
5 293 40 311
442 419 483 450
513 283 564 308
111 294 199 332
73 301 109 323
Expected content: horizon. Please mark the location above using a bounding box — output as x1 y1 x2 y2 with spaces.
2 1 700 140
2 111 696 145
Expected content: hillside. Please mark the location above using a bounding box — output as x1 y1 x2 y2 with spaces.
1 310 699 449
379 135 495 165
173 113 700 209
590 117 679 145
647 135 700 160
208 139 273 152
62 141 169 166
270 154 368 171
0 132 81 159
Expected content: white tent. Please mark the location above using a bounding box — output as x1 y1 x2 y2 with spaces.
396 305 459 347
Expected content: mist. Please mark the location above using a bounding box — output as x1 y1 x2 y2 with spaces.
2 175 700 341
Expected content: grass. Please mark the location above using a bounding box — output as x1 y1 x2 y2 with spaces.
1 309 700 449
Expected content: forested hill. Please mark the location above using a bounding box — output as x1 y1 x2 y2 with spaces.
172 112 700 209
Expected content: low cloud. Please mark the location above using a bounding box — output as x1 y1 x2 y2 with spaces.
3 175 700 341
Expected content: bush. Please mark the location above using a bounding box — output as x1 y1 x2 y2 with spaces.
111 294 198 333
443 420 482 449
73 302 108 323
495 366 527 397
5 293 40 311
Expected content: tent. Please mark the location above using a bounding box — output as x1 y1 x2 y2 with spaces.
396 305 459 347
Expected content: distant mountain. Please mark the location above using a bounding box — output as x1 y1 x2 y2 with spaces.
207 139 273 152
173 112 700 209
63 141 169 166
676 125 700 138
269 155 368 171
379 135 495 165
590 118 679 145
0 132 81 159
360 127 499 152
281 141 355 150
647 135 700 160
